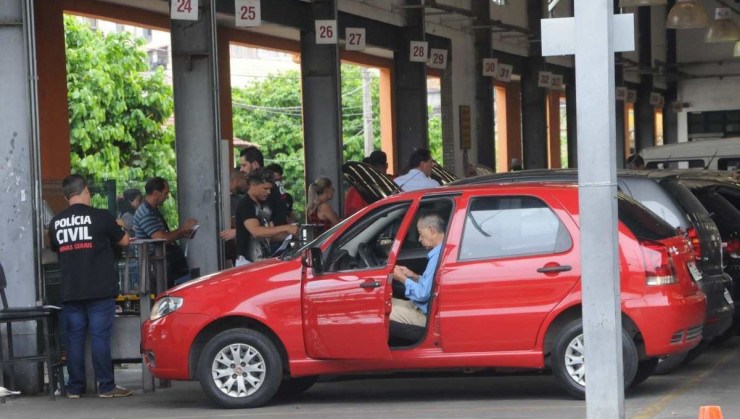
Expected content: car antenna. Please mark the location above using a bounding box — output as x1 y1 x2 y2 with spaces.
705 150 719 170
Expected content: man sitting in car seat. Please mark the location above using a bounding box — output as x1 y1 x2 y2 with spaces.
390 212 446 327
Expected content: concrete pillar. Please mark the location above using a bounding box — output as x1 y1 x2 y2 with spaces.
663 0 678 144
634 7 654 152
393 0 428 173
0 0 43 392
522 0 548 169
170 0 223 276
565 71 578 168
300 0 343 217
473 0 494 168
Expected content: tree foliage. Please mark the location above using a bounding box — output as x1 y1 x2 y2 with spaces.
64 16 178 223
232 65 381 219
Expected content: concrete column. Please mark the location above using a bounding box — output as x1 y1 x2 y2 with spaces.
663 0 678 144
393 0 428 173
300 0 343 217
473 0 494 168
170 0 223 276
522 0 548 169
565 71 578 168
0 0 43 392
634 7 654 151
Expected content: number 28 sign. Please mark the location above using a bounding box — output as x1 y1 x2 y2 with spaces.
171 0 199 21
235 0 261 27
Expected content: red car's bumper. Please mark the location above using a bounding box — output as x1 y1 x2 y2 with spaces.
626 289 706 356
141 313 212 380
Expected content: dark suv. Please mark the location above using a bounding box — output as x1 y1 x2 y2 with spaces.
453 169 734 349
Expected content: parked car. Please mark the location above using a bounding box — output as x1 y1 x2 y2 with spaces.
141 183 705 408
640 138 740 171
453 169 734 352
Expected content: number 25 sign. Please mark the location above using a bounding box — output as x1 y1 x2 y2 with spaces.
171 0 199 21
235 0 261 27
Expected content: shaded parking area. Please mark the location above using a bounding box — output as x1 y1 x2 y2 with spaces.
4 337 740 419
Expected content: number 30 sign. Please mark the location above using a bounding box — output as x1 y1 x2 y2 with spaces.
171 0 199 21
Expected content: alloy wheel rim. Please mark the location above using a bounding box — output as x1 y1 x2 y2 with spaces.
564 333 586 387
211 343 266 398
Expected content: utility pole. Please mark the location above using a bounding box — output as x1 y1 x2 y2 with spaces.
362 67 374 156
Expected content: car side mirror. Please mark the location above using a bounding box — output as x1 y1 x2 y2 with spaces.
302 247 323 276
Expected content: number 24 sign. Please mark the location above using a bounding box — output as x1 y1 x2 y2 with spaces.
235 0 261 27
171 0 199 21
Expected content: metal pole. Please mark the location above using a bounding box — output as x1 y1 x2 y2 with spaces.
574 1 624 417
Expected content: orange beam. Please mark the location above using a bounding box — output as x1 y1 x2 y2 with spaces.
223 28 301 54
506 81 522 170
36 0 71 184
379 67 396 175
60 0 170 30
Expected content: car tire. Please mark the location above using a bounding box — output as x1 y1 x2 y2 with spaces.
552 320 638 399
630 358 659 388
197 328 283 409
276 375 318 397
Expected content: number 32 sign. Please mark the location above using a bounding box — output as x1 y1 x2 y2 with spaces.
235 0 261 27
171 0 199 21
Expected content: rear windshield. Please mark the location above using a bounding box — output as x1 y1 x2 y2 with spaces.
659 180 714 223
618 195 677 240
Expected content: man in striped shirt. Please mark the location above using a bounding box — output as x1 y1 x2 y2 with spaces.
134 177 197 286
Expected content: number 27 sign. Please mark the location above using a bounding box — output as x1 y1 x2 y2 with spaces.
171 0 199 21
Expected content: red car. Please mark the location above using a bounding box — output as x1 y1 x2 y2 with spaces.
141 183 705 408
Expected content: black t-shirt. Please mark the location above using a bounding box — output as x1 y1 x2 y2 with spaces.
269 184 287 226
235 197 272 262
48 204 125 302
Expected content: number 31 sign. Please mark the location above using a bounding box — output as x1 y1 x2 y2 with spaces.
171 0 199 21
235 0 261 27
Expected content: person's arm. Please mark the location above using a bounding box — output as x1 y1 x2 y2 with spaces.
318 202 340 226
150 218 197 242
117 233 130 247
105 211 129 247
244 218 298 239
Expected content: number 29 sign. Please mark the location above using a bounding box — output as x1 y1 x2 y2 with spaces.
171 0 199 21
235 0 261 27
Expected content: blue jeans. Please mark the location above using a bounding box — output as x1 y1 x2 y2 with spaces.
63 298 116 394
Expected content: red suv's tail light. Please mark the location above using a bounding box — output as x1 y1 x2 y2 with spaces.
724 237 740 259
687 227 702 260
640 240 678 286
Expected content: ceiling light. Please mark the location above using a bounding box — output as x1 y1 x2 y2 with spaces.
705 8 740 43
666 0 709 29
733 41 740 57
618 0 666 7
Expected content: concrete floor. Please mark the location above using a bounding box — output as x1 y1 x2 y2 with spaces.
3 337 740 419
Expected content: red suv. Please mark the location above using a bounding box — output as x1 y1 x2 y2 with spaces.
141 183 705 408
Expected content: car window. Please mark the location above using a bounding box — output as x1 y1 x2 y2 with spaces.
645 160 705 169
459 196 572 261
323 202 411 272
718 158 740 171
617 195 677 240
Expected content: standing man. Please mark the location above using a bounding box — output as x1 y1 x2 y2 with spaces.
239 147 288 226
134 177 197 286
394 149 440 192
390 212 446 327
218 168 248 266
48 174 132 398
235 168 299 265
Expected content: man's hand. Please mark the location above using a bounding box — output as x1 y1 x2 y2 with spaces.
395 265 418 281
284 224 300 236
393 265 409 283
178 218 198 238
219 228 236 241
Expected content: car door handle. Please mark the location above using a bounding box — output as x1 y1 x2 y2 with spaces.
359 280 382 289
537 265 572 273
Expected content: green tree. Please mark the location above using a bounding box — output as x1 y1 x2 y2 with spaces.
64 16 178 223
232 65 381 219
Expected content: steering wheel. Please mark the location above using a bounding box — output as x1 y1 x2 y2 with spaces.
357 243 379 268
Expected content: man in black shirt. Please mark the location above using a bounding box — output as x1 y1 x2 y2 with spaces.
48 175 132 398
239 147 288 226
235 169 298 265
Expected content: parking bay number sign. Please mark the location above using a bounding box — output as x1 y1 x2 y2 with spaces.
235 0 261 27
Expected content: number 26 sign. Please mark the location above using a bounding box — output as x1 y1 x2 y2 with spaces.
235 0 261 27
171 0 199 21
316 20 338 45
